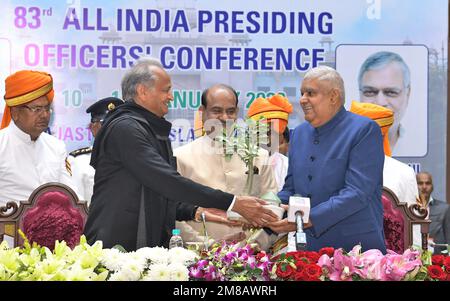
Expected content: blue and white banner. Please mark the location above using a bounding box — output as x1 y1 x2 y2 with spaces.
0 0 447 198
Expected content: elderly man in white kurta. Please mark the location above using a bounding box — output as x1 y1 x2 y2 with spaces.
174 84 278 243
0 70 76 206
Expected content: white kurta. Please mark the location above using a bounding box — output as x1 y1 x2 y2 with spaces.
0 121 77 205
67 151 94 205
383 155 418 206
174 135 278 242
383 155 421 247
269 151 289 191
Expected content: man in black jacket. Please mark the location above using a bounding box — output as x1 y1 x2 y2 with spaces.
84 58 278 251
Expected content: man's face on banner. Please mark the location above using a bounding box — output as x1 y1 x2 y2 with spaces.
360 62 410 128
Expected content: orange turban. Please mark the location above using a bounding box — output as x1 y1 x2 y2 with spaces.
247 94 293 133
350 101 394 157
1 70 54 129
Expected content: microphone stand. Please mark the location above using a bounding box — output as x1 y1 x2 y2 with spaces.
295 211 307 250
200 212 209 252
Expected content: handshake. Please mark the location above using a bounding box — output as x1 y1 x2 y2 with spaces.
198 196 312 233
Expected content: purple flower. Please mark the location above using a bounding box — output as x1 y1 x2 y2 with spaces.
204 265 218 281
246 256 257 269
223 251 238 265
197 259 209 268
238 252 249 262
189 266 204 279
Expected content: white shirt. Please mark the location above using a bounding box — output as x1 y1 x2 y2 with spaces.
0 121 77 205
269 152 289 192
67 150 94 205
383 155 421 247
383 155 418 205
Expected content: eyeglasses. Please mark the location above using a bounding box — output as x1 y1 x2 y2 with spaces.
21 105 53 114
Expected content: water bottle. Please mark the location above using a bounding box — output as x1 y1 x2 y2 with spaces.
169 229 184 249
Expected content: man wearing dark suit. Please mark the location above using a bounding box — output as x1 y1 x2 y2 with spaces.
417 172 450 254
84 58 278 251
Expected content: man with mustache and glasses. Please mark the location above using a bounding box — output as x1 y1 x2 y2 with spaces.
0 70 77 205
272 66 386 253
173 84 278 247
358 51 411 154
84 59 278 251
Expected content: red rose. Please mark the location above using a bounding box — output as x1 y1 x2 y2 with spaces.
276 263 295 279
305 252 320 263
295 261 306 272
443 256 450 273
305 264 322 281
319 247 335 257
432 255 445 266
286 251 310 264
446 273 450 282
428 265 446 280
293 270 309 281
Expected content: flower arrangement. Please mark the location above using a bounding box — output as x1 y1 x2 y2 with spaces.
0 233 197 281
270 248 331 281
188 242 272 281
0 233 108 281
1 234 448 281
104 246 198 281
318 245 428 281
427 254 450 281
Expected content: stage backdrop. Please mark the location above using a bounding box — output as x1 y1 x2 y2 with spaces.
0 0 448 200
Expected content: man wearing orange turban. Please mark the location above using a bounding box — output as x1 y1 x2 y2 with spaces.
350 100 420 248
349 101 418 205
0 70 77 205
247 94 293 191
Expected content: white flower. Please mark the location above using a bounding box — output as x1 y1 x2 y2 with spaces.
107 258 143 281
168 263 189 281
144 263 171 281
126 251 148 268
100 249 126 272
119 258 145 280
136 247 169 265
167 247 198 265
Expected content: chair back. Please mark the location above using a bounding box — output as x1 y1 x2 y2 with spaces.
382 186 431 252
0 183 88 249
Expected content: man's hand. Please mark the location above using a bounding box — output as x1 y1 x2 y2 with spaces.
220 231 246 243
267 218 296 233
199 207 243 227
231 196 279 227
267 217 313 234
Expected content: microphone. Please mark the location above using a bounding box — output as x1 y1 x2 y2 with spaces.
295 210 307 250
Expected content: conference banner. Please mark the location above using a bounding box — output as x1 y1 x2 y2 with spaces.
0 0 447 198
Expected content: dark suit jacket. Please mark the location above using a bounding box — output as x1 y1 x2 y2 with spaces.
84 102 233 251
429 198 450 254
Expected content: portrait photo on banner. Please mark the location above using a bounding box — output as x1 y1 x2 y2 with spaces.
335 44 428 157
